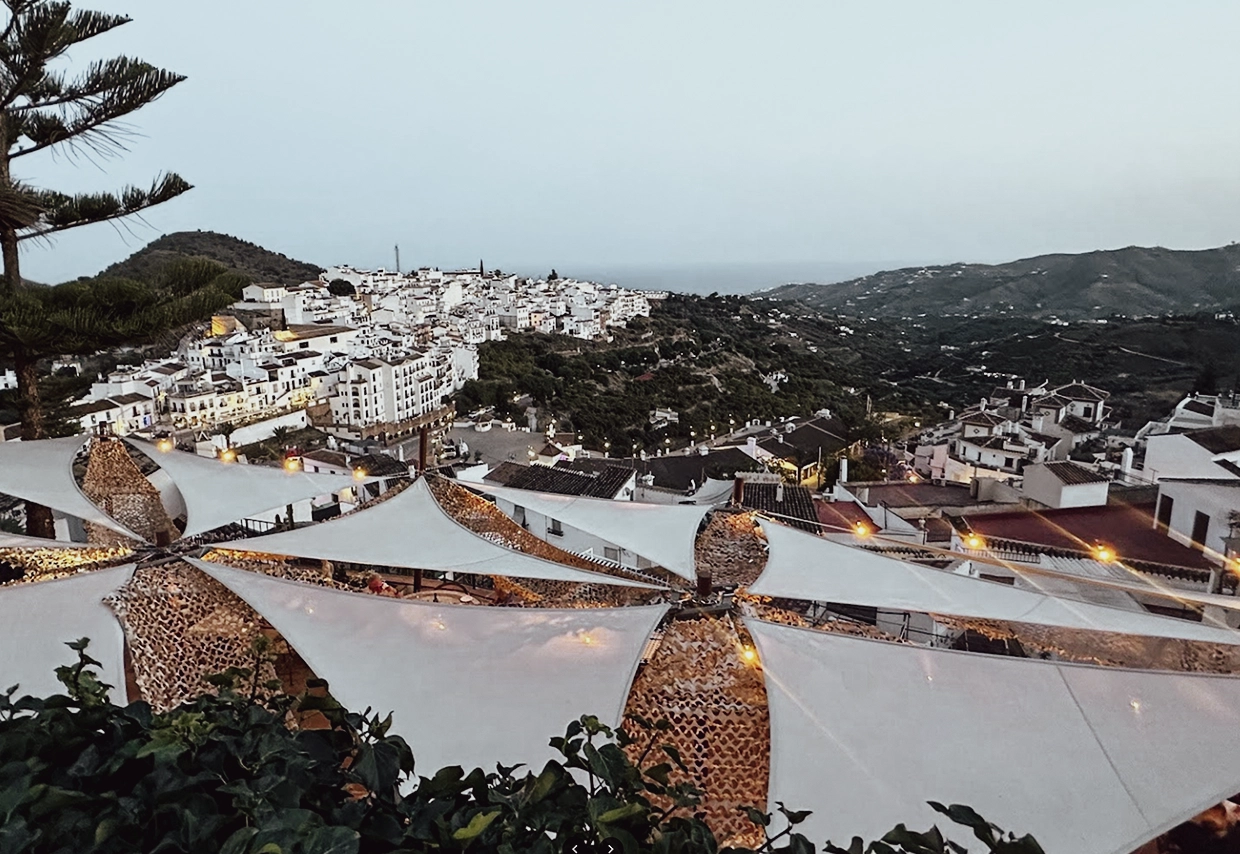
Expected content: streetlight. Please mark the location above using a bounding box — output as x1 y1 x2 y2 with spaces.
604 441 611 458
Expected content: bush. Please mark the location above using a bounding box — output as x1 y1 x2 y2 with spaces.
0 641 1041 854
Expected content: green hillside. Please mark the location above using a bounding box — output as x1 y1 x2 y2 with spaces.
98 231 323 284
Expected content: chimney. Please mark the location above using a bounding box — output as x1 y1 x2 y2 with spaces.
839 457 849 484
732 478 745 505
747 436 757 453
776 482 785 503
1019 378 1025 390
1121 447 1134 475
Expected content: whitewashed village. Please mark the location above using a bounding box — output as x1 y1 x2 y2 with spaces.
30 265 656 446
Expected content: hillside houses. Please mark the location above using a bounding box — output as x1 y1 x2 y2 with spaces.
914 379 1110 484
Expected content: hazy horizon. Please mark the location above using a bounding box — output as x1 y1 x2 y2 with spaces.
15 1 1240 286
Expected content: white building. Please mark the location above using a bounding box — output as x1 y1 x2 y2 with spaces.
1142 426 1240 482
1021 461 1110 509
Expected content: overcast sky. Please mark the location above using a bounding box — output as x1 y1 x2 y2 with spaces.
18 1 1240 287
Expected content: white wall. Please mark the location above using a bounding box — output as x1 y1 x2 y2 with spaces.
1143 433 1240 482
1156 480 1240 562
494 497 650 569
227 409 309 446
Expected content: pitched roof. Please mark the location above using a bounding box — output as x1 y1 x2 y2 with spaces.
1039 461 1109 486
1032 394 1070 410
350 453 409 478
740 482 818 532
1053 382 1109 402
491 462 632 499
1058 414 1099 435
1185 424 1240 454
961 411 1007 427
963 503 1214 571
627 448 760 491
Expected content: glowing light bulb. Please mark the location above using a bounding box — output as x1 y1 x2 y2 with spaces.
353 468 367 480
1094 545 1116 563
156 438 173 453
965 534 984 550
581 634 594 645
284 457 301 472
741 647 757 663
854 522 871 538
220 448 237 463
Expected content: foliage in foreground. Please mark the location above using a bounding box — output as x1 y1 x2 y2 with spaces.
0 641 1042 854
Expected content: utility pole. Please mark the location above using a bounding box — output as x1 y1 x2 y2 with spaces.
394 244 401 274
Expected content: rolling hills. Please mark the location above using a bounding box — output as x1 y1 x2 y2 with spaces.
766 244 1240 320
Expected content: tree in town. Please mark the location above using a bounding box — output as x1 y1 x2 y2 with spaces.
0 1 237 536
327 277 356 296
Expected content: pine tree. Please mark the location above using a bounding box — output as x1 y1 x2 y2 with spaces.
0 1 229 536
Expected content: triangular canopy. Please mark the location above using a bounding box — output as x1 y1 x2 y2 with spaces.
464 481 710 581
0 564 134 701
196 561 669 774
0 437 143 540
750 520 1240 644
222 478 662 588
748 618 1240 854
126 439 360 538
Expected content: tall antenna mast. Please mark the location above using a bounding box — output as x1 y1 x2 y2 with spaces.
394 244 401 274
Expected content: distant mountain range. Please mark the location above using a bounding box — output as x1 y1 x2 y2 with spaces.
99 231 323 285
765 244 1240 319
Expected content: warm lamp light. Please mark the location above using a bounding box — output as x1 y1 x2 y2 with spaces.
965 534 984 550
853 522 871 538
156 438 173 453
353 467 367 480
220 448 237 463
284 457 301 472
740 646 758 663
1094 544 1116 563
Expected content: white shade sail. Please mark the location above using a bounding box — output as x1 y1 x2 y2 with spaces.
0 437 143 540
126 439 360 538
0 564 134 701
750 521 1240 644
222 478 662 588
196 560 668 774
748 618 1240 854
464 481 710 581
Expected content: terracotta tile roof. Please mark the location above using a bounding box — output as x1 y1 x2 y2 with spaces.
622 448 760 492
1040 461 1109 485
1032 394 1070 410
963 504 1213 571
1058 415 1099 435
488 462 632 499
1053 382 1109 402
741 483 818 532
350 453 409 477
814 499 878 534
1186 425 1240 454
962 411 1007 427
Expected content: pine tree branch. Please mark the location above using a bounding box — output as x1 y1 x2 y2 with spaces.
16 172 191 240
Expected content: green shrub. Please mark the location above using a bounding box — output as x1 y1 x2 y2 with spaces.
0 641 1041 854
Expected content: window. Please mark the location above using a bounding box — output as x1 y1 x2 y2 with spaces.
603 546 619 562
1004 457 1015 468
1191 511 1210 549
513 505 526 527
548 518 563 536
